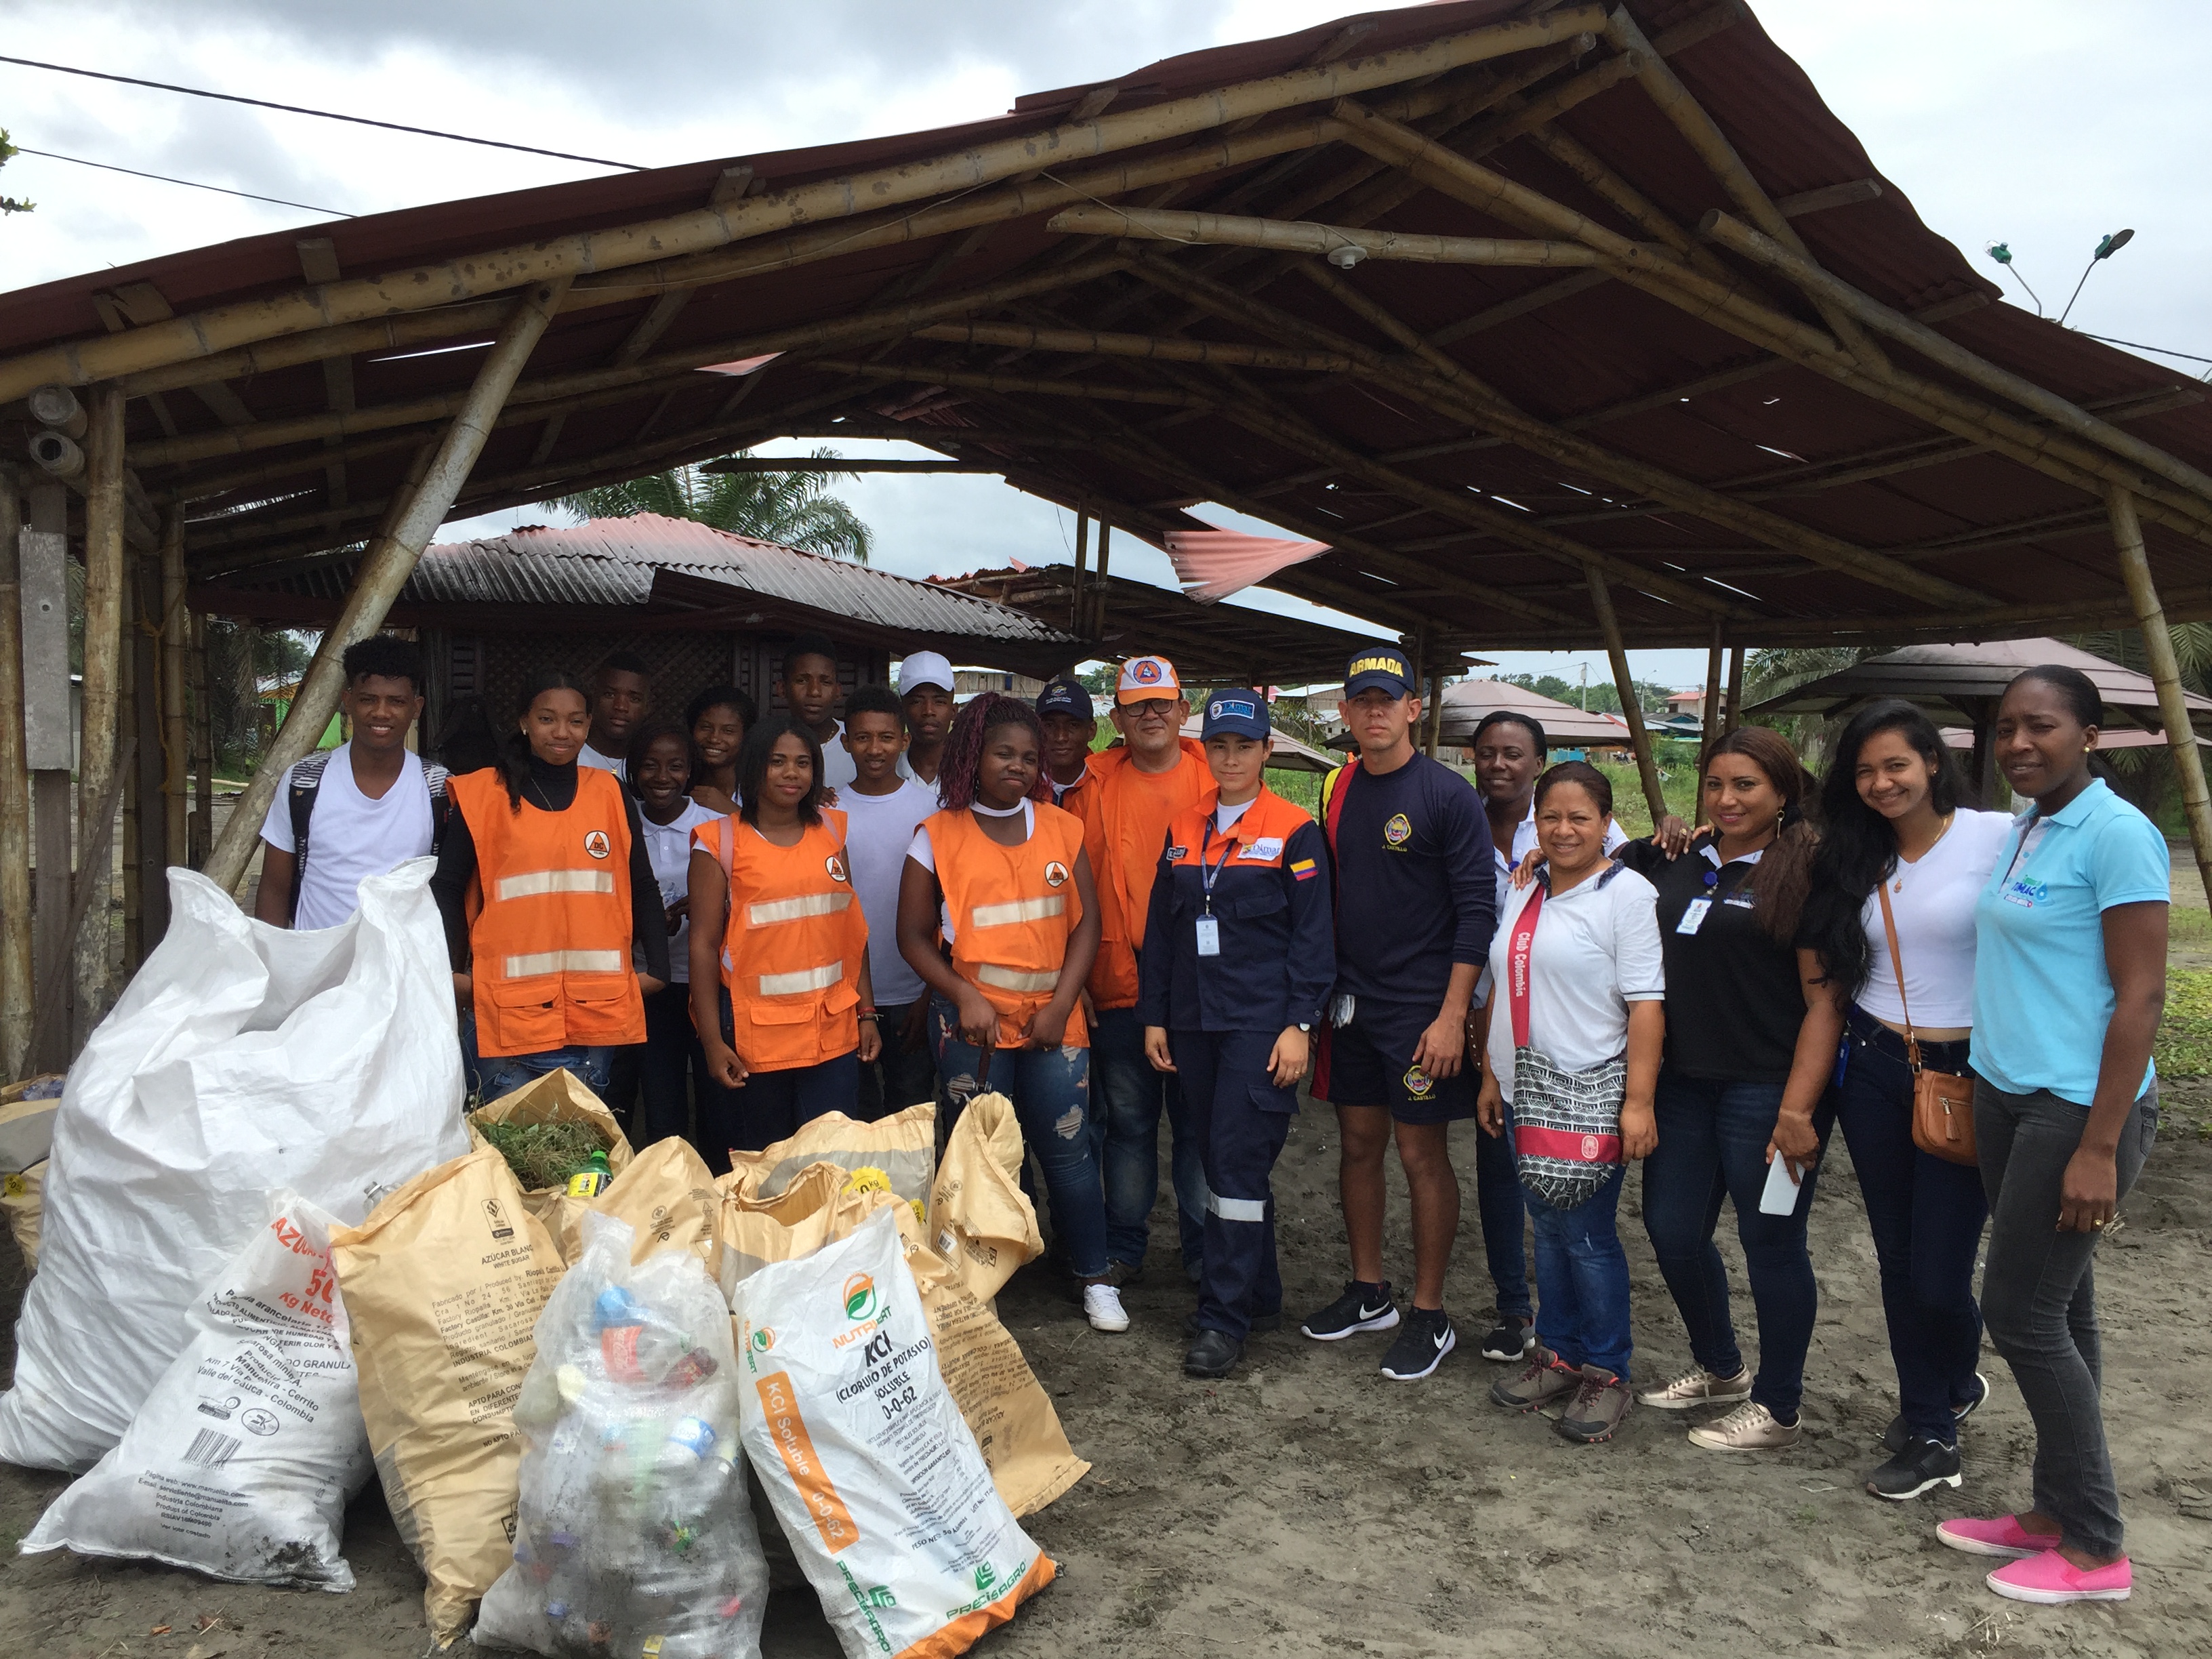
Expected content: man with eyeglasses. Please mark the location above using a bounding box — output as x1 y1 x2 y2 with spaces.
1075 656 1214 1290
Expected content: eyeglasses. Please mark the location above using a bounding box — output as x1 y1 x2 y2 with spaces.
1122 698 1179 720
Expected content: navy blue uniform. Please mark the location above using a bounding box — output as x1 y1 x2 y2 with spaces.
1138 787 1334 1340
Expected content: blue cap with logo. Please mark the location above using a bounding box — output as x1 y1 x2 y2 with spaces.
1035 674 1092 720
1201 687 1271 741
1343 644 1416 699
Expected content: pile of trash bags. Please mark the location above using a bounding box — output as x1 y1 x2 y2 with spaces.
0 860 1084 1658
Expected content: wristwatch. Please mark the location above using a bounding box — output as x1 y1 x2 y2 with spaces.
1296 1021 1313 1033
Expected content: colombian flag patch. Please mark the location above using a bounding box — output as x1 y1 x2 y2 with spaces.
1290 858 1317 880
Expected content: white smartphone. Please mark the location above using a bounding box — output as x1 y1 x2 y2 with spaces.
1758 1151 1805 1216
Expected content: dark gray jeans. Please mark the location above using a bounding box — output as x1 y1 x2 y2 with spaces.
1974 1076 2158 1557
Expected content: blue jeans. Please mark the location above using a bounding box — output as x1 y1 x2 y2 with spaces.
933 998 1109 1279
462 1009 611 1101
1090 1006 1207 1277
1475 1111 1533 1322
1643 1071 1832 1419
1172 1029 1291 1341
696 1052 859 1172
856 998 940 1123
1524 1161 1631 1382
1835 1016 1988 1443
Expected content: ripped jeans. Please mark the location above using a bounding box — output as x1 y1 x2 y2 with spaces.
931 996 1109 1279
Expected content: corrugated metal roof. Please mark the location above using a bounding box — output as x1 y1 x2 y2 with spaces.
13 0 2212 655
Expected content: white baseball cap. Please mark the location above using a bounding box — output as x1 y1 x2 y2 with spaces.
895 651 955 697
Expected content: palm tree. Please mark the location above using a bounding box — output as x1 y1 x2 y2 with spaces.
548 448 873 563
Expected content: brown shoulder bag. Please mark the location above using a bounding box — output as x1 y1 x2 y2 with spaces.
1875 880 1978 1166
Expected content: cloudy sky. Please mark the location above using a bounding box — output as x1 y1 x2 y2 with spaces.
6 0 2208 689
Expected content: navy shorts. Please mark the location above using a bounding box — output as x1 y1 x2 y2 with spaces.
1314 1000 1476 1125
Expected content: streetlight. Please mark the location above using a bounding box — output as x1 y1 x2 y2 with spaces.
1984 242 2043 315
2059 228 2135 325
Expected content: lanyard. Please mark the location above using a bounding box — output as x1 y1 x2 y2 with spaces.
1999 808 2043 888
1507 878 1546 1050
1197 819 1238 915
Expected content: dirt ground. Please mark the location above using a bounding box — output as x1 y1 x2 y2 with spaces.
2 1077 2209 1659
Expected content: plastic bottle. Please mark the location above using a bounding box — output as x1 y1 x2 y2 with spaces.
595 1287 714 1389
565 1148 613 1198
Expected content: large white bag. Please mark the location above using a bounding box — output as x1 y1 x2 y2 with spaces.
0 861 468 1471
20 1192 371 1589
731 1208 1054 1659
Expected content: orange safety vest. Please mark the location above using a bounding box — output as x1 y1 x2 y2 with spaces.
699 809 867 1073
927 802 1090 1050
449 767 647 1057
1074 737 1211 1010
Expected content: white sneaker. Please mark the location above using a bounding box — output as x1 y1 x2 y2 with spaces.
1084 1284 1130 1333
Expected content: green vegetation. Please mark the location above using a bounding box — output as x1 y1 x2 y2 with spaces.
1498 671 1675 717
0 129 32 215
472 1117 610 1190
552 449 872 562
2157 967 2212 1080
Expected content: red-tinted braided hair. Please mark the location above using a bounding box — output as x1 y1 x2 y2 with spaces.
938 692 1050 813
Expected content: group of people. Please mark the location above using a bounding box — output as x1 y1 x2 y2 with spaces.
259 633 2164 1609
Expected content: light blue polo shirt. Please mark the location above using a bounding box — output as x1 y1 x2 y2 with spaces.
1971 779 2169 1104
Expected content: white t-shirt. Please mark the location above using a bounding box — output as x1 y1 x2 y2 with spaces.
840 779 939 1007
1859 809 2016 1029
258 743 436 930
1216 796 1256 833
819 722 857 792
1481 864 1665 1104
1490 798 1629 916
637 799 721 984
578 742 626 780
907 802 1036 947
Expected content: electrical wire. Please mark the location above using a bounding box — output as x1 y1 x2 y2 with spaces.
12 144 352 215
0 53 645 171
2073 333 2212 369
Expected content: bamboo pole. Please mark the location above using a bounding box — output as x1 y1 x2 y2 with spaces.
161 512 189 864
133 550 169 951
2108 487 2212 909
202 279 571 892
189 610 212 868
77 385 128 1038
1724 645 1745 736
813 359 1204 408
1093 521 1113 640
916 320 1357 371
121 563 142 972
0 7 1603 405
1588 567 1666 824
1071 510 1090 634
0 470 29 1078
117 300 521 401
1697 623 1725 825
1047 205 1603 267
1699 211 2212 510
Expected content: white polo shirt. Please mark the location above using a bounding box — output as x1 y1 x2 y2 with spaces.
636 799 722 983
1492 798 1629 915
1482 863 1665 1103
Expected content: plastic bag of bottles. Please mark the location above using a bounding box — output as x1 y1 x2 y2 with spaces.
473 1214 767 1659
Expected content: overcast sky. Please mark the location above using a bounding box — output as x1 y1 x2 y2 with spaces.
7 1 2208 689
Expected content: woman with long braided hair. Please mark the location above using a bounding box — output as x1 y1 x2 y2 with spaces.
896 693 1126 1332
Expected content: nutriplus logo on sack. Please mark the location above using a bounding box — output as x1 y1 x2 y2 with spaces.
832 1271 887 1352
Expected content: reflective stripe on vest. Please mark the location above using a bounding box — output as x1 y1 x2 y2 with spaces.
976 963 1060 993
760 961 844 996
971 895 1065 929
501 948 627 977
750 891 853 926
495 868 615 901
1208 1192 1267 1223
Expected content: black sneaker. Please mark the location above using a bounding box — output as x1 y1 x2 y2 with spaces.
1479 1313 1536 1363
1881 1372 1990 1456
1300 1281 1400 1342
1184 1328 1244 1379
1378 1307 1456 1382
1865 1434 1963 1501
1185 1309 1283 1336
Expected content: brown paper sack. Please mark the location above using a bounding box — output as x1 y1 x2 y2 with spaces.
720 1100 934 1209
926 1091 1042 1303
556 1134 722 1283
331 1148 565 1645
2 1159 46 1275
466 1068 634 1242
720 1164 1088 1517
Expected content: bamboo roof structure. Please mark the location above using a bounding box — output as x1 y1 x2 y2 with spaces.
12 0 2212 657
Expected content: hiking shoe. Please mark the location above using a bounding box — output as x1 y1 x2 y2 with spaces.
1300 1281 1400 1341
1084 1284 1130 1332
1936 1515 2062 1559
1183 1328 1244 1379
1185 1308 1283 1336
1638 1365 1753 1411
1986 1553 2131 1604
1479 1313 1536 1362
1489 1345 1580 1412
1103 1258 1145 1289
1687 1399 1801 1452
1866 1435 1962 1501
1883 1372 1990 1456
1378 1308 1456 1382
1556 1366 1633 1444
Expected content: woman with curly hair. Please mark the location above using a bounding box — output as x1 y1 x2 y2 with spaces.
896 693 1124 1333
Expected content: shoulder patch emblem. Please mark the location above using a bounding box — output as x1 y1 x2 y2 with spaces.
827 853 849 884
1240 836 1285 861
1383 812 1412 848
583 829 611 860
1401 1063 1435 1099
1044 859 1070 888
1166 845 1187 862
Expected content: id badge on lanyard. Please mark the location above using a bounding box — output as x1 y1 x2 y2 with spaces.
1676 897 1713 935
1196 821 1234 958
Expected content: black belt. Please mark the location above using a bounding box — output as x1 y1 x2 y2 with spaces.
1845 1003 1971 1075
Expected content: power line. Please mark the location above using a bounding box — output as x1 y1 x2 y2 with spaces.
2074 331 2212 369
0 53 647 171
13 145 352 216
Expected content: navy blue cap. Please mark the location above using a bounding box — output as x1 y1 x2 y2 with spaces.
1035 674 1093 720
1343 644 1416 698
1201 688 1271 741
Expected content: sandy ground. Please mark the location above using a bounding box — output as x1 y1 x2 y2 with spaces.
3 1079 2209 1659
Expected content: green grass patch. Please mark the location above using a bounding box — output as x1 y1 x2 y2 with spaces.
472 1117 608 1189
2157 966 2212 1078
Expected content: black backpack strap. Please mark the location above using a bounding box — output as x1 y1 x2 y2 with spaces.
424 760 453 853
284 751 334 920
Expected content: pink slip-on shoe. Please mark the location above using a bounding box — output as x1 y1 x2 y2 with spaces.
1936 1515 2063 1559
1986 1553 2131 1604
